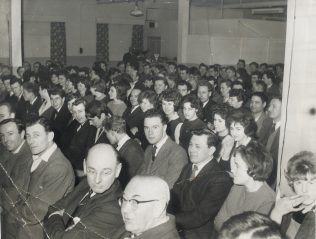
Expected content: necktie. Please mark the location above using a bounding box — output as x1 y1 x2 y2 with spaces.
152 145 157 161
271 123 276 133
190 165 198 181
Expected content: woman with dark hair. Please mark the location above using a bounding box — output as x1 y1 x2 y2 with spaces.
77 78 94 104
270 151 316 239
214 141 275 231
107 81 129 117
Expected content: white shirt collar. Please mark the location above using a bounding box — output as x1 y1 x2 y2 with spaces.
153 135 168 157
32 143 57 162
12 140 25 154
130 105 139 114
202 100 209 108
30 97 38 105
274 120 281 130
117 134 130 151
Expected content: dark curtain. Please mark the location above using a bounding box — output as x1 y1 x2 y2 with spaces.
50 22 66 66
96 23 109 62
131 25 144 51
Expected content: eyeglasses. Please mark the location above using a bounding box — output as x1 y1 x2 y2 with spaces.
118 197 158 210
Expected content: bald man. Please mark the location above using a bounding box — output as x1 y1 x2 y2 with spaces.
119 176 180 239
44 144 125 239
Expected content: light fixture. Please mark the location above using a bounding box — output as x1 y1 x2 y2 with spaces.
251 7 284 15
130 0 144 17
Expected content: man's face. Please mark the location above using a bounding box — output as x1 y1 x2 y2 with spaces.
67 99 76 114
118 63 125 73
162 100 175 116
126 66 137 81
168 64 176 74
17 67 25 77
121 179 158 235
228 96 242 109
0 105 14 122
293 174 316 204
73 103 87 125
26 123 52 155
189 135 211 164
0 122 24 152
262 74 269 85
249 64 257 73
183 102 197 121
140 99 153 112
143 65 151 75
226 69 235 80
220 83 230 97
208 68 217 77
33 63 40 72
177 85 189 97
130 89 141 107
199 66 207 76
179 70 188 81
23 89 33 102
4 80 11 92
88 115 103 129
50 94 64 111
154 80 167 95
250 96 265 114
197 86 211 103
144 117 166 145
267 99 282 121
11 82 23 97
85 148 121 194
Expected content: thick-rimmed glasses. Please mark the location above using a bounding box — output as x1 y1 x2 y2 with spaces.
118 197 158 210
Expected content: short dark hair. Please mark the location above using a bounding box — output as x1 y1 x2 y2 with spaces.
182 94 202 117
198 79 213 92
250 62 259 68
91 79 106 93
285 151 316 188
229 89 245 103
110 81 130 101
263 71 276 83
191 128 219 148
233 141 273 181
23 82 39 96
103 116 126 134
154 76 168 87
86 100 112 118
199 63 208 70
10 76 22 86
220 79 232 88
72 98 87 107
226 66 236 73
138 90 158 108
161 89 182 111
0 118 25 134
143 109 168 125
252 71 262 79
251 92 268 105
26 117 52 133
178 64 189 73
228 112 257 138
212 104 231 129
39 80 54 92
219 211 282 239
50 87 65 98
255 80 267 92
177 80 192 91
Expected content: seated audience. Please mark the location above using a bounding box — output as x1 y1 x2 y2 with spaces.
22 81 42 120
219 79 232 104
218 212 282 239
270 151 316 239
44 144 124 239
169 129 232 239
104 116 144 187
214 141 275 231
119 176 180 239
138 109 188 189
197 80 217 123
177 79 192 97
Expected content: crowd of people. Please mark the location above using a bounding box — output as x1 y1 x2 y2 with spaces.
0 57 315 239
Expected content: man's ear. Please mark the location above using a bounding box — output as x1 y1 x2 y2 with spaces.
208 146 216 157
153 200 167 218
163 124 167 133
208 91 212 98
48 131 54 142
115 163 122 178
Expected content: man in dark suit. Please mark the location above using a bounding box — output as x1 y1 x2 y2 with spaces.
9 117 75 239
9 77 27 120
104 116 144 187
49 88 72 147
168 129 232 239
22 81 42 120
118 176 180 239
138 109 188 189
44 144 125 239
197 80 218 123
0 118 33 239
63 98 96 178
262 71 280 99
266 95 282 188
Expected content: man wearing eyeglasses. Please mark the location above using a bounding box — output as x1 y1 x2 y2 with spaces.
118 175 180 239
43 144 125 239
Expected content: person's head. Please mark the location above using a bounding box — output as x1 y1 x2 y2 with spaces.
26 117 54 155
231 81 244 90
129 87 142 107
267 95 282 122
237 59 246 69
38 80 53 100
218 211 282 239
17 66 26 78
84 144 122 194
120 176 170 236
199 63 208 76
90 80 106 99
260 63 268 72
3 76 12 93
197 80 213 104
262 71 275 86
50 71 59 85
143 109 167 145
138 90 158 112
285 151 316 202
220 80 232 98
104 116 126 145
189 129 219 165
154 77 168 95
254 80 267 93
72 98 87 124
177 80 191 97
0 102 15 122
77 78 90 97
161 89 182 117
142 62 152 75
249 62 259 73
250 92 268 114
231 141 272 185
229 113 257 143
228 89 245 109
58 70 67 87
126 61 139 82
50 88 65 111
208 65 219 78
165 73 178 89
182 95 202 121
117 61 125 73
10 77 23 97
66 93 79 114
226 66 236 80
33 62 41 73
0 118 25 152
86 100 112 129
178 65 189 81
109 81 129 101
213 106 230 134
65 76 78 93
251 71 262 85
22 82 39 102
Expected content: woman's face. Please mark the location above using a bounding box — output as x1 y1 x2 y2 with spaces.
231 153 252 185
230 122 247 143
109 86 117 100
77 82 87 96
293 173 316 204
214 113 226 133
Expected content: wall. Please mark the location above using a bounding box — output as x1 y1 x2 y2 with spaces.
0 0 10 64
